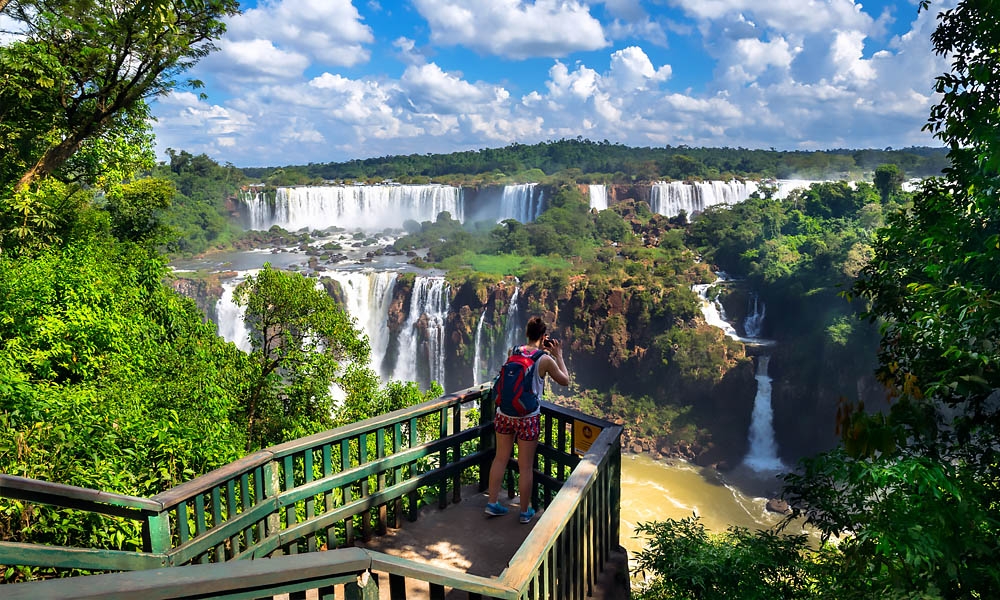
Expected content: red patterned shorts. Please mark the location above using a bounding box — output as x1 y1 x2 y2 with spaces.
494 411 541 442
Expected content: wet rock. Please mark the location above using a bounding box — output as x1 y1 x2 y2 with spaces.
766 498 790 514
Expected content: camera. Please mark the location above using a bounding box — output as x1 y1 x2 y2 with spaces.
543 337 557 348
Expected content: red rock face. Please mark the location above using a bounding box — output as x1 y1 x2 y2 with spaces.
168 273 227 324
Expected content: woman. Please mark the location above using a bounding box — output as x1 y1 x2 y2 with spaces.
485 316 570 524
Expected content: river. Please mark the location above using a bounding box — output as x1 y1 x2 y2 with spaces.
619 454 791 558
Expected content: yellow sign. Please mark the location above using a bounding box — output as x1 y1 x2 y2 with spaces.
573 420 602 455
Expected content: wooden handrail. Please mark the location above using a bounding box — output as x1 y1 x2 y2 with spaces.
150 451 272 509
1 384 624 598
500 425 622 589
1 547 373 600
266 386 487 458
0 474 163 515
148 386 490 509
0 547 523 600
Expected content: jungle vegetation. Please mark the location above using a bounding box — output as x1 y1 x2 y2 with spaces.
241 139 948 186
0 0 438 582
2 0 996 596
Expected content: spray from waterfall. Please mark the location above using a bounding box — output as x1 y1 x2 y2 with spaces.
503 284 523 351
744 356 785 471
743 294 766 339
691 274 783 472
692 281 740 342
498 184 545 222
239 184 464 231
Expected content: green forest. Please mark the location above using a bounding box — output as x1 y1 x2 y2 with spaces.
241 139 947 187
2 0 999 598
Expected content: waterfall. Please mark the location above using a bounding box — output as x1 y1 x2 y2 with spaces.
239 184 464 231
589 184 608 210
327 270 398 380
391 276 450 389
771 179 817 200
693 276 773 345
472 309 487 385
498 183 545 222
503 285 523 351
743 294 766 339
216 277 252 352
692 281 741 342
650 180 758 218
691 275 782 472
744 356 785 471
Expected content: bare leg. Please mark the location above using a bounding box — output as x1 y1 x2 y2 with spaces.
516 438 538 513
487 432 515 504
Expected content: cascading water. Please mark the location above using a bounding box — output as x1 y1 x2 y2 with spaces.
216 276 252 352
692 280 741 342
498 183 545 222
391 276 450 389
239 184 464 231
469 283 524 386
327 270 398 380
692 274 783 472
650 180 759 219
503 285 523 350
589 184 608 210
744 356 785 471
743 294 766 339
693 276 773 345
472 309 487 385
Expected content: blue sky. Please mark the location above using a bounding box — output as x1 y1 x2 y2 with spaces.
149 0 953 167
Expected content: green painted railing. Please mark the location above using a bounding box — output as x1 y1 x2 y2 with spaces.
1 384 623 599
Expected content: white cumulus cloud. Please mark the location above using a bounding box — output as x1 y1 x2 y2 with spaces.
226 0 373 66
412 0 609 59
216 39 310 81
608 46 672 91
151 1 955 165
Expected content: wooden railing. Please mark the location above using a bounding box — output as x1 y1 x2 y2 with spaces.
1 385 623 599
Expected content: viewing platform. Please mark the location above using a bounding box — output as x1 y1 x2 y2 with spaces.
0 385 627 599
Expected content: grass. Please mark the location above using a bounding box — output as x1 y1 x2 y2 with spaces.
439 251 574 278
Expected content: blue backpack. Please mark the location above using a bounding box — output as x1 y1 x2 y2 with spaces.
492 346 545 416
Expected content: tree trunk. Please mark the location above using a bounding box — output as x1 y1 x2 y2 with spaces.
15 135 85 192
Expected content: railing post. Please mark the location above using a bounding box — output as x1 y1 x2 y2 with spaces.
438 406 449 509
478 388 496 492
610 436 622 546
345 570 379 600
142 511 171 559
264 458 283 556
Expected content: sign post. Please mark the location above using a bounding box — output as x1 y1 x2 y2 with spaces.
573 420 602 456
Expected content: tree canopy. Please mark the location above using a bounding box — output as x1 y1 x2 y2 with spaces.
638 1 1000 597
0 0 239 192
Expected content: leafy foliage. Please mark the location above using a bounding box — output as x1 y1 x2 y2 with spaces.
155 150 247 255
0 0 239 191
778 2 1000 598
634 517 820 600
234 264 373 448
